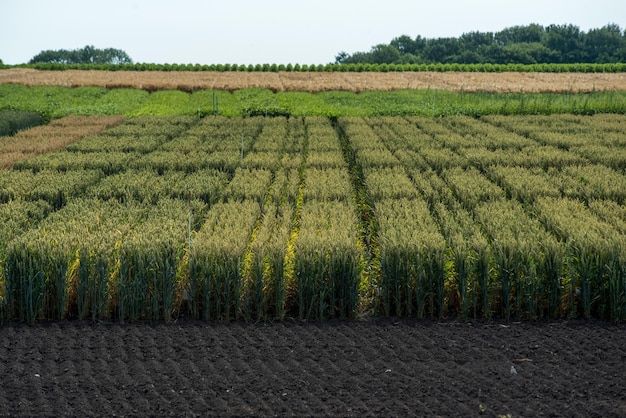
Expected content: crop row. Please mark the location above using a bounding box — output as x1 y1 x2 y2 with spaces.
1 114 626 321
2 85 626 120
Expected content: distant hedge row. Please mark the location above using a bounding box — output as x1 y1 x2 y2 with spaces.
6 62 626 73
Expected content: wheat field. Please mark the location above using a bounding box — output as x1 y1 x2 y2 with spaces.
1 68 625 92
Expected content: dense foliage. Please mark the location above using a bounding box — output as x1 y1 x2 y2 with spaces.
29 45 133 65
337 23 626 65
0 110 43 136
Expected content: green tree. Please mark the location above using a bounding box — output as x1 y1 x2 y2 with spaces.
460 31 494 50
390 35 419 55
495 24 544 45
544 24 584 63
335 23 624 65
584 24 626 62
370 44 401 64
501 43 559 64
423 38 462 63
397 53 423 64
340 51 373 64
335 51 350 64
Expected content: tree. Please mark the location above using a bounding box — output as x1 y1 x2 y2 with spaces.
29 45 132 65
390 35 419 55
100 48 133 64
584 24 626 62
335 51 350 64
398 53 422 64
334 23 623 65
423 38 462 63
460 31 494 50
495 24 544 45
370 44 401 64
544 24 584 63
339 51 373 64
500 43 559 64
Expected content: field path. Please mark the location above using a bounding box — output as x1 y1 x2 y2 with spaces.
1 68 626 92
1 318 625 417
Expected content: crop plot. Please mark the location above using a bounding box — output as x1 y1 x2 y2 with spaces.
1 114 625 321
2 67 626 93
0 115 123 168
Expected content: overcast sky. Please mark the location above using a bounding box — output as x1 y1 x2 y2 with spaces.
2 0 625 65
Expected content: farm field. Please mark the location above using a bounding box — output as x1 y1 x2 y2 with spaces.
2 71 626 416
1 113 626 323
2 67 626 92
2 83 626 121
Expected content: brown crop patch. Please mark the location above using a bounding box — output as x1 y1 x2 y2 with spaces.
0 115 124 169
1 68 625 93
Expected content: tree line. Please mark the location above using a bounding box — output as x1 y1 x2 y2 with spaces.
336 23 626 65
28 45 133 65
8 23 626 67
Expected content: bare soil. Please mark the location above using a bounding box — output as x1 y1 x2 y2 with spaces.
1 68 626 93
1 318 625 417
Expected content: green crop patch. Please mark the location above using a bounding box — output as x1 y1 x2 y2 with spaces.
0 110 43 136
2 85 626 119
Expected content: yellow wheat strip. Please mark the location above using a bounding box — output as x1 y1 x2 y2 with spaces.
0 115 124 169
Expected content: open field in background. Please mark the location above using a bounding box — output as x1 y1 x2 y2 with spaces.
1 68 626 93
1 114 625 322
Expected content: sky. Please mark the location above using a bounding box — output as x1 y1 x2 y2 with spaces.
2 0 625 65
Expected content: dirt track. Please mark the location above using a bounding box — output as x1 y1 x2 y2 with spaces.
1 68 626 93
1 318 625 417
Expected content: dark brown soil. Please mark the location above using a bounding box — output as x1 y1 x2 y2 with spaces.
1 318 625 417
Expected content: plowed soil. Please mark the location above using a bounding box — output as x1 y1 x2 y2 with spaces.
1 68 626 92
1 318 625 417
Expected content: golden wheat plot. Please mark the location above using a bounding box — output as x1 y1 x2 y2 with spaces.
0 115 124 168
376 198 446 317
189 200 261 320
3 68 626 92
4 198 146 321
534 196 625 319
473 199 563 319
294 200 363 319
